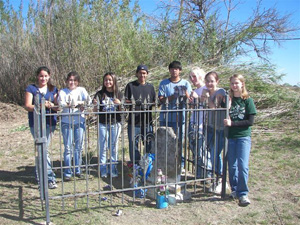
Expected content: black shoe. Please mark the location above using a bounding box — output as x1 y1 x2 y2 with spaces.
75 173 84 179
64 176 72 181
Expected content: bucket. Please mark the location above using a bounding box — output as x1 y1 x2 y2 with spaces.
156 194 168 209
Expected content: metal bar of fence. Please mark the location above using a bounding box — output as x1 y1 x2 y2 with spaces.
34 95 50 224
48 176 216 200
221 94 230 198
121 99 126 205
40 97 50 224
84 114 90 208
33 94 43 202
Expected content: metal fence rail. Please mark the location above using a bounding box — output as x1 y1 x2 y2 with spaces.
34 95 229 224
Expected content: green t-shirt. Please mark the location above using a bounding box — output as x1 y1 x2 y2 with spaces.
228 97 257 138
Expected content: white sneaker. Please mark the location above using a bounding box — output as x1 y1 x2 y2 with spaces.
208 182 219 193
214 181 222 194
209 179 229 194
181 168 186 175
48 181 58 189
239 195 251 206
229 191 237 199
111 172 118 178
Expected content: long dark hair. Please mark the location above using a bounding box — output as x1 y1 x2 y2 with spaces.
36 66 55 92
101 72 119 97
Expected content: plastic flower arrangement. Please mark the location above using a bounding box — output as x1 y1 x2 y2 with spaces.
125 153 155 198
129 163 143 186
156 169 169 196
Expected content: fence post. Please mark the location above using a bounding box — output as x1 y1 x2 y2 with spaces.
221 93 230 198
33 95 50 224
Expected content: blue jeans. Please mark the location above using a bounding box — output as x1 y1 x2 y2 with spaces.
128 124 153 163
207 127 224 176
30 125 56 182
188 124 211 178
99 123 121 176
61 122 85 177
228 136 251 197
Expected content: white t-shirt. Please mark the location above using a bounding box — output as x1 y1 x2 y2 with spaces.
58 87 90 124
190 86 206 131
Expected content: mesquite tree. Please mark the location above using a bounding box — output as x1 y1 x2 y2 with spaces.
0 0 297 104
0 0 154 104
150 0 297 65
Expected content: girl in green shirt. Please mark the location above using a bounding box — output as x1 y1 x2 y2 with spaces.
224 74 256 206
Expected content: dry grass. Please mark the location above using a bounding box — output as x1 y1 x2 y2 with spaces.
0 102 299 225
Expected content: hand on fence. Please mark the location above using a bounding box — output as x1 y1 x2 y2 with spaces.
45 100 54 109
224 118 232 127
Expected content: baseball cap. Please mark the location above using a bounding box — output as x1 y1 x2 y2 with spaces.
136 64 148 73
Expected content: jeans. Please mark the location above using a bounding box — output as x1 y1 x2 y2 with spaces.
128 124 153 164
207 127 224 176
61 122 85 177
227 136 251 197
30 125 56 182
188 124 211 178
99 122 121 176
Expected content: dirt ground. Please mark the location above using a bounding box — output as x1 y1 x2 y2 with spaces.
0 102 299 225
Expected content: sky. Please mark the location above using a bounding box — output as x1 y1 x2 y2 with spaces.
11 0 300 86
138 0 300 86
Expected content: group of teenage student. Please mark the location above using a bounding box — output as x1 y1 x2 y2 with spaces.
24 60 256 207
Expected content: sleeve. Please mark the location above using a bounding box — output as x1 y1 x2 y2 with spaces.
158 81 165 97
151 85 156 102
246 98 257 115
58 89 67 107
124 83 131 100
231 114 255 127
216 88 227 96
216 88 227 108
186 81 192 95
82 87 90 103
25 84 34 94
117 91 123 100
93 91 101 102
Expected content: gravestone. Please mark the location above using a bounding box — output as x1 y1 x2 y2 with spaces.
147 127 191 202
155 127 181 183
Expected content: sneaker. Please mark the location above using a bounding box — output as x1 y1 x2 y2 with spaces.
239 195 251 206
64 175 72 181
101 173 107 178
111 172 118 178
208 182 217 193
229 191 237 199
208 180 229 194
181 168 186 175
214 181 222 194
75 173 84 179
48 181 58 189
111 165 118 178
208 178 221 193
